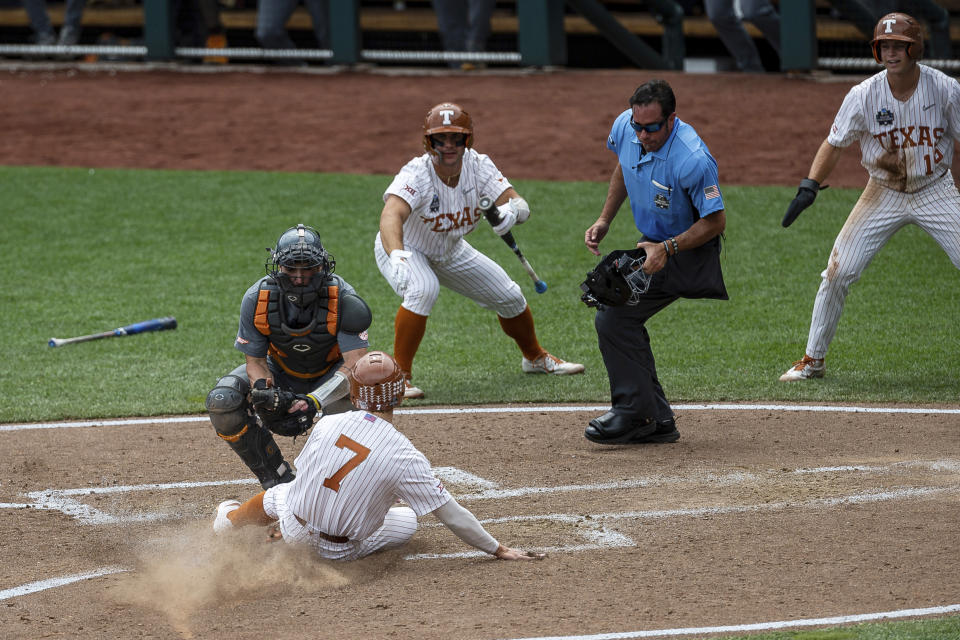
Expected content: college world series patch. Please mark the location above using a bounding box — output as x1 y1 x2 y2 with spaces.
876 108 895 126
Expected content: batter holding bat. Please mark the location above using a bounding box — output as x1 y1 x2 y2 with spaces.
779 12 960 382
206 224 370 489
375 102 583 399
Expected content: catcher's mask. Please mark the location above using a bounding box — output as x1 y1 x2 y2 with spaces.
423 102 474 155
266 224 335 309
580 248 652 309
350 351 405 412
871 12 923 63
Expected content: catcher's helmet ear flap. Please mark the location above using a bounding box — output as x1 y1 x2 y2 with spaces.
423 102 474 155
349 351 406 411
871 12 924 63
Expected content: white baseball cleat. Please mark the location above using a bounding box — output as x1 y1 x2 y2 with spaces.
779 355 825 381
404 379 425 399
522 352 585 375
213 500 241 533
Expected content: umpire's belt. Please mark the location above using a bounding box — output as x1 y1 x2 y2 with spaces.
294 514 350 543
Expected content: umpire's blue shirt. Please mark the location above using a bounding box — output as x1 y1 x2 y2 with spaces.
607 110 724 242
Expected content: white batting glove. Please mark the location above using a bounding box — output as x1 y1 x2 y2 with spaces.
389 249 412 295
492 202 518 236
510 197 530 224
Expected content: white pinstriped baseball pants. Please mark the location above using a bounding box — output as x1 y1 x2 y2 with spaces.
374 236 527 319
263 482 418 561
805 172 960 359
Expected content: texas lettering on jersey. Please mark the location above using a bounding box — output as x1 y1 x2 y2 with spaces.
419 205 482 233
873 125 944 150
873 125 945 172
830 65 958 192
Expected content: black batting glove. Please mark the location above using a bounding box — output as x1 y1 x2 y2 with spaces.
782 178 828 228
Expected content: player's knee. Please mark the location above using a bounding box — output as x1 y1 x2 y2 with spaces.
403 282 439 313
388 505 418 542
494 283 527 318
206 374 251 437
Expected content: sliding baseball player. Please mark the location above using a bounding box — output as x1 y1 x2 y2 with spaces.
213 351 545 562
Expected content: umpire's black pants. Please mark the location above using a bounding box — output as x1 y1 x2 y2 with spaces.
595 290 679 423
593 235 727 422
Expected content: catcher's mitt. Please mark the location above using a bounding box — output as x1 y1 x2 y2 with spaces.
251 379 317 437
580 248 652 309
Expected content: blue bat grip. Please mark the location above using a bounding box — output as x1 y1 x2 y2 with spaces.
116 316 178 336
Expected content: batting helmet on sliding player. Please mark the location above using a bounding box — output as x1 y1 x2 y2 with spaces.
423 102 474 155
871 12 924 63
349 351 406 411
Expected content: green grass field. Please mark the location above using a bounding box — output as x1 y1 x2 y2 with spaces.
2 165 958 638
2 165 958 422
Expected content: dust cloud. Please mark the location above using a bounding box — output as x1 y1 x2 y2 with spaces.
109 522 351 638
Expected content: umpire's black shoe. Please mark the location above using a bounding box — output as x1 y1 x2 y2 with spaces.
585 412 656 444
630 418 680 443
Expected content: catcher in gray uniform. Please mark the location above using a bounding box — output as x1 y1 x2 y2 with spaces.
205 224 371 489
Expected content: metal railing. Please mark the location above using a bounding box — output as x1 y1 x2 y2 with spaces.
818 57 960 72
0 44 523 64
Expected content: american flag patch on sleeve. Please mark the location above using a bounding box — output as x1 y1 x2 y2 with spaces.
364 413 377 422
704 185 720 200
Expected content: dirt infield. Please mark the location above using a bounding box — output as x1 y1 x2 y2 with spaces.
2 405 959 639
1 66 959 638
5 65 958 188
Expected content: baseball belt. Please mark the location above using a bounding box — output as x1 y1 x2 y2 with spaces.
294 514 350 543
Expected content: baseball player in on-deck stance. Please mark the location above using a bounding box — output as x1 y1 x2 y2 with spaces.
213 351 545 562
376 102 584 399
779 12 960 381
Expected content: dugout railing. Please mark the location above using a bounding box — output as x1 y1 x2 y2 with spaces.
0 0 957 72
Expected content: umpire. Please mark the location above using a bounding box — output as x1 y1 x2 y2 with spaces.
583 79 727 445
206 224 370 488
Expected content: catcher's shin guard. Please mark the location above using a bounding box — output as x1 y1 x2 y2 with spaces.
206 375 295 489
223 423 294 489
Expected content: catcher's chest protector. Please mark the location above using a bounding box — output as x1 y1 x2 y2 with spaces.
254 279 341 377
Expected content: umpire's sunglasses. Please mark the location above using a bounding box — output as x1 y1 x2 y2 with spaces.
630 117 667 134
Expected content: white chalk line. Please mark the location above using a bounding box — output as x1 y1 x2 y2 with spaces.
497 604 960 640
3 404 958 630
405 484 960 560
0 567 128 602
3 402 959 431
8 459 958 525
4 476 959 636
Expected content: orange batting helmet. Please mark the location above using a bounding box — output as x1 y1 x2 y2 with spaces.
871 12 924 63
422 102 474 155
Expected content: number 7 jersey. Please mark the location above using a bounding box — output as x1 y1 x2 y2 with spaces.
283 411 452 541
828 64 960 193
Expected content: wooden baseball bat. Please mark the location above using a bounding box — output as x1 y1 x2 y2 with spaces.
478 196 548 294
48 316 178 347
